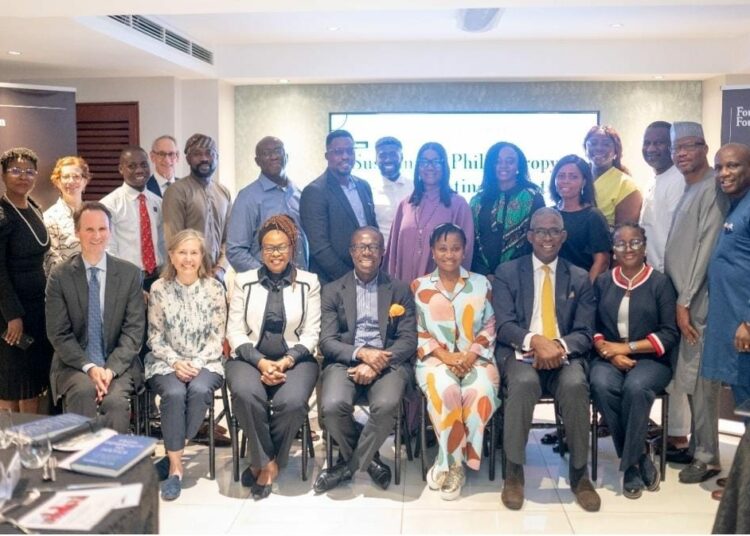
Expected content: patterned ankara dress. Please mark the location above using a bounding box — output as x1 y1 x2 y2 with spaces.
411 267 500 472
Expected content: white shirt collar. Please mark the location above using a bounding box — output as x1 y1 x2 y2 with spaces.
531 254 558 274
154 170 174 189
83 254 108 274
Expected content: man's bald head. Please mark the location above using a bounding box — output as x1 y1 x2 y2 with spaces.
254 136 287 183
715 143 750 199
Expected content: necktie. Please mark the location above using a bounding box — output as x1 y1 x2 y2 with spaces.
86 267 105 366
541 265 558 340
138 193 157 274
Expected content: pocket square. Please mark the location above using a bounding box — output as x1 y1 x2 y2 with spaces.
568 290 576 299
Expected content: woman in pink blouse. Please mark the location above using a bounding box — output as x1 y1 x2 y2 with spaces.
385 142 473 282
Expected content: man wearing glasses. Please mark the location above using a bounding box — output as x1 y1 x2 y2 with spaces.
300 130 378 284
227 136 308 272
664 122 729 486
147 135 180 198
314 226 416 493
162 133 232 282
493 207 600 512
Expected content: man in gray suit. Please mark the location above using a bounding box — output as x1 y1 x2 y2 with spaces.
492 208 599 511
314 226 416 493
46 201 145 433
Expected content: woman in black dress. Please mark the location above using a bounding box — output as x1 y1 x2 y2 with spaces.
549 154 611 282
0 148 53 413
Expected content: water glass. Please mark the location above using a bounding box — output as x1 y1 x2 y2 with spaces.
0 409 13 449
16 435 51 469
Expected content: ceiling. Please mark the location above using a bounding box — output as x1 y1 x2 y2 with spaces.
3 1 750 84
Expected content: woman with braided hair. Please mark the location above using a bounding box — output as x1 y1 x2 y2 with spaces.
226 214 321 499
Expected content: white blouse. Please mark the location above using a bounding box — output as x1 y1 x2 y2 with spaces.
43 197 79 275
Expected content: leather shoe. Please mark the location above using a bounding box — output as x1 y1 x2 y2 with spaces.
639 453 660 492
572 478 601 512
679 460 721 484
712 489 724 501
251 483 272 500
366 458 392 490
666 447 693 465
623 465 644 500
240 466 257 488
717 477 727 487
313 462 352 494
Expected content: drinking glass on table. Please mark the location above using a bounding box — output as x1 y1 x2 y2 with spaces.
0 409 13 449
16 435 51 469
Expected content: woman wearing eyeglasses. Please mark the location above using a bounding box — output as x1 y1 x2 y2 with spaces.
584 126 642 229
43 156 91 275
412 223 499 501
589 223 679 499
226 214 321 500
0 148 53 414
385 142 474 283
469 142 545 276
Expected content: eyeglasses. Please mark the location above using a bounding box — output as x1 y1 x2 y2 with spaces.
258 147 285 159
328 148 355 157
418 158 444 168
350 244 382 254
262 244 290 255
153 151 179 159
6 167 38 178
671 142 705 154
530 227 564 238
612 239 645 252
61 173 84 182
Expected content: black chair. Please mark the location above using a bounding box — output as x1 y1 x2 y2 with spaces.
230 400 316 482
142 381 232 481
591 391 669 482
324 397 413 486
415 391 500 481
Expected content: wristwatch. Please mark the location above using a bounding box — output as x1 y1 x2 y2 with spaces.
628 341 638 353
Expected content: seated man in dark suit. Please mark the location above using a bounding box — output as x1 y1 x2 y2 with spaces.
314 226 416 493
46 201 145 433
300 129 378 284
492 207 599 512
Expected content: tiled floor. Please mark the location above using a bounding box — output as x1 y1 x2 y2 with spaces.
158 404 738 534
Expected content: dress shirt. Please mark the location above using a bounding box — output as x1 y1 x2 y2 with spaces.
373 173 411 241
352 270 383 362
340 176 368 227
520 254 570 358
226 174 308 271
640 165 684 272
82 255 107 373
100 184 165 271
153 170 175 197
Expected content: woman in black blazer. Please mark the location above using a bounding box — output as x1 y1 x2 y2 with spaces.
589 223 679 500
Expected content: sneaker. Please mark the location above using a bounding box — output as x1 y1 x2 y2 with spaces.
440 464 465 501
426 464 447 491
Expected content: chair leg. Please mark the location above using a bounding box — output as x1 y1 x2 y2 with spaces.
209 404 216 480
301 417 309 481
240 431 247 458
231 414 240 482
394 406 402 485
307 419 315 459
420 395 428 481
325 430 334 470
554 400 566 458
489 411 497 481
661 394 669 482
591 404 598 483
402 400 414 462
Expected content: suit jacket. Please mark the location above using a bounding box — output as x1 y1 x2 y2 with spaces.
226 267 321 367
319 271 417 368
300 171 378 284
492 254 595 364
45 253 146 399
146 175 162 198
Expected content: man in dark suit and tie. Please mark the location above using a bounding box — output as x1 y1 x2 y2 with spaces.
46 201 145 433
146 135 179 198
492 207 599 512
314 226 416 493
300 130 378 284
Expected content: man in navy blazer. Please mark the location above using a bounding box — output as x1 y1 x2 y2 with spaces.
300 130 378 284
314 227 416 493
146 135 180 197
46 201 145 434
492 208 599 512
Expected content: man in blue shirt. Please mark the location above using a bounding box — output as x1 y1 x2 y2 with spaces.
227 136 308 272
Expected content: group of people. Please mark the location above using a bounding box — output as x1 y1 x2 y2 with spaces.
0 119 748 512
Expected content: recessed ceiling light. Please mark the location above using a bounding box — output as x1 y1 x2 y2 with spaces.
7 50 21 56
653 75 664 80
329 26 340 32
278 79 289 84
610 23 623 29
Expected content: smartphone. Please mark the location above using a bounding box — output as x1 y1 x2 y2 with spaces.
1 331 34 350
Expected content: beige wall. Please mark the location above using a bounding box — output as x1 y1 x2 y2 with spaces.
235 81 703 191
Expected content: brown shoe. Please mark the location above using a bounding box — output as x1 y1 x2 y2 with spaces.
501 476 525 510
572 477 601 512
712 489 724 501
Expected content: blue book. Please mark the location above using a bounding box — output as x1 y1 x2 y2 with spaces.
70 434 157 477
8 414 94 444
